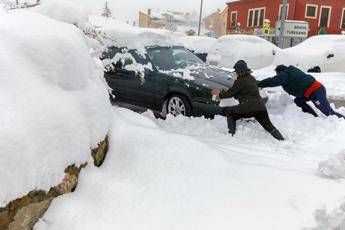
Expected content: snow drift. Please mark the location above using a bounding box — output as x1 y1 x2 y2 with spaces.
35 99 345 230
0 10 111 206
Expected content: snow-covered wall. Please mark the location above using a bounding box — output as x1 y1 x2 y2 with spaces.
0 10 112 206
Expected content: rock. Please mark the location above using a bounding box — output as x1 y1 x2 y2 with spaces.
91 136 109 167
0 136 109 229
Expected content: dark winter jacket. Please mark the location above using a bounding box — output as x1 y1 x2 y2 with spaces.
258 66 316 98
219 73 266 114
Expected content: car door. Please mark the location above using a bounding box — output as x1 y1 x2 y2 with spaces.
103 48 146 105
128 50 164 110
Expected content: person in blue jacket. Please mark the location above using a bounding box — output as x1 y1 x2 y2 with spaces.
258 65 345 119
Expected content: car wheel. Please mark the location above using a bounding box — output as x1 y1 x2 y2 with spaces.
167 94 191 117
154 94 192 119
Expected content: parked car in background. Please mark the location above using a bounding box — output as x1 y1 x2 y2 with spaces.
207 35 280 70
180 36 217 62
274 35 345 73
102 46 237 118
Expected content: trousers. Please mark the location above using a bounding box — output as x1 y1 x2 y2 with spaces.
294 86 345 118
222 107 284 141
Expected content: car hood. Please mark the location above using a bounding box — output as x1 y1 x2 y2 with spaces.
168 65 236 89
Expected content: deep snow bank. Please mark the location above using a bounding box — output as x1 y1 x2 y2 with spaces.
0 10 111 206
35 101 345 230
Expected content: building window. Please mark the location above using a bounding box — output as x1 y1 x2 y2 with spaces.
319 6 332 27
341 8 345 29
305 4 318 19
279 4 289 20
230 11 237 28
248 10 253 27
247 7 265 27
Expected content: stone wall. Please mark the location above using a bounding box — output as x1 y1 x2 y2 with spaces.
0 136 108 230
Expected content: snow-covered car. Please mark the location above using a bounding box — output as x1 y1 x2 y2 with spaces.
180 36 217 62
96 20 267 118
207 35 280 70
274 35 345 72
102 46 237 118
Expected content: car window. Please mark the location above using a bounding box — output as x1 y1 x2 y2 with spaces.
147 47 203 71
102 47 150 72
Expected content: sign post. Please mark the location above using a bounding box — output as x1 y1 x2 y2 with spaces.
263 19 271 37
278 0 288 48
198 0 204 36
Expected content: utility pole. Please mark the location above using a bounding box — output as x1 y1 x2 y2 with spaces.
198 0 204 36
278 0 288 48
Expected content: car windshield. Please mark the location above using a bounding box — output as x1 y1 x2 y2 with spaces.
147 47 204 71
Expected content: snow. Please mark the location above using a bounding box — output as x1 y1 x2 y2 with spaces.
274 35 345 72
0 10 111 206
32 0 90 30
35 91 345 229
304 201 345 229
90 16 184 53
319 150 345 179
1 7 345 229
207 34 280 69
180 36 217 53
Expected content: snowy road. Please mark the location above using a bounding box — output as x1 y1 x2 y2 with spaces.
35 93 345 230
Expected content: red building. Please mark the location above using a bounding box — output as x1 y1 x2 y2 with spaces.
227 0 345 36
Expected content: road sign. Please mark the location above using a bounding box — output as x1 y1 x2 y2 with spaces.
276 20 309 38
263 20 270 36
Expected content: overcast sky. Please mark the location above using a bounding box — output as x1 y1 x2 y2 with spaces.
68 0 229 22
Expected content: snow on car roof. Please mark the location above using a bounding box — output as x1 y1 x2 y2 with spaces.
180 36 217 53
273 35 345 72
90 16 184 52
217 34 276 44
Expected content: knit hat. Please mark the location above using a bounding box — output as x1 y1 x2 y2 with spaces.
233 60 249 73
275 65 288 73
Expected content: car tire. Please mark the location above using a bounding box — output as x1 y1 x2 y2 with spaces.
154 94 192 119
167 94 192 117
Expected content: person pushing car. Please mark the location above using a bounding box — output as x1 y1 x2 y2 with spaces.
211 60 284 141
258 65 345 119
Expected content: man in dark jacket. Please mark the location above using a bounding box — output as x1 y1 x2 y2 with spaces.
258 65 345 118
212 61 284 141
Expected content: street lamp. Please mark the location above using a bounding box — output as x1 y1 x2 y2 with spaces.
198 0 204 36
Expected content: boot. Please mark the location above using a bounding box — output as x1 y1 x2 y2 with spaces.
227 116 236 136
302 107 318 117
270 129 285 141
